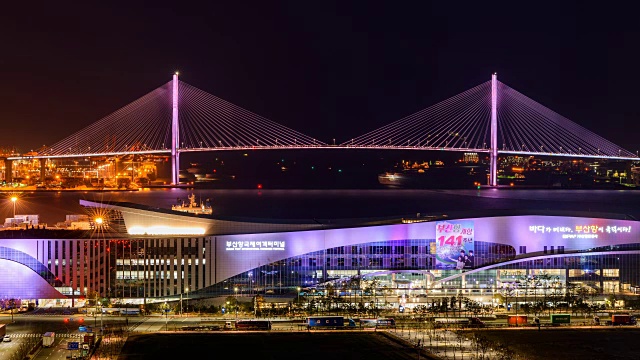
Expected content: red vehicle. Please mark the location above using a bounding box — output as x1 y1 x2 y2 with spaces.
610 314 637 325
508 315 528 326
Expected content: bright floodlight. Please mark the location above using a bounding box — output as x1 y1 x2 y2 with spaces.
10 196 17 217
95 217 103 225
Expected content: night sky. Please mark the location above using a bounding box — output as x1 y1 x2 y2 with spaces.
3 2 640 154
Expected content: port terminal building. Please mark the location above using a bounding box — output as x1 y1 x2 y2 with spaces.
1 199 639 309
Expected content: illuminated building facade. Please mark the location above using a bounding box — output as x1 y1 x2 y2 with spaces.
1 200 639 307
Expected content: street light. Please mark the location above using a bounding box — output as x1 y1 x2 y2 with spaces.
185 287 189 315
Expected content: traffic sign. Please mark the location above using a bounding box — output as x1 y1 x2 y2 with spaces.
67 341 79 350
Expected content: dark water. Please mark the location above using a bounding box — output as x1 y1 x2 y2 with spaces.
3 188 640 227
6 149 637 226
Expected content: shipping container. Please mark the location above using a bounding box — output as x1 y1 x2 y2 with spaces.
235 320 272 330
307 316 356 328
611 314 636 325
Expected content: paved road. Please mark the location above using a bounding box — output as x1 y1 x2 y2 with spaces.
5 313 640 360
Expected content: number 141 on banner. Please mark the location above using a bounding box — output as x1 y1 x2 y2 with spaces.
438 235 472 246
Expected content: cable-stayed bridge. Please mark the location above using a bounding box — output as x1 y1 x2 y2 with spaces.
8 73 638 186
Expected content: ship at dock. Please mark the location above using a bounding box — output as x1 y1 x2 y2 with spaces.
171 193 212 215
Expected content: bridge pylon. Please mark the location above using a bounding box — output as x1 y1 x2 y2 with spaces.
171 72 180 185
490 73 498 187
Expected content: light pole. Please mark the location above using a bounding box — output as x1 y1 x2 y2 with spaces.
234 287 239 321
9 299 14 323
296 287 301 318
185 287 189 315
164 302 168 331
94 294 99 327
10 196 17 218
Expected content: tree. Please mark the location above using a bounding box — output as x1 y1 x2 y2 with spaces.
495 343 516 360
472 333 492 359
254 295 265 317
364 277 381 316
605 293 618 310
548 277 564 314
450 296 457 316
499 282 516 314
576 286 590 303
564 282 578 305
413 305 429 321
382 284 391 307
7 298 17 323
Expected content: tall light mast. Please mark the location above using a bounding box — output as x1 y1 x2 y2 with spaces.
490 73 498 186
171 72 180 185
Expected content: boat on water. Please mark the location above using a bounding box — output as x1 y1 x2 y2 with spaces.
378 165 487 189
171 193 212 215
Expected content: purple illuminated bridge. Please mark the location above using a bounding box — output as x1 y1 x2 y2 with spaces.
9 73 639 186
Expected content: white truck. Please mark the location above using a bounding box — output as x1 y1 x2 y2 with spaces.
42 332 55 347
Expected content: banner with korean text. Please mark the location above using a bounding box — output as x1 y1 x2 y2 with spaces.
435 220 475 269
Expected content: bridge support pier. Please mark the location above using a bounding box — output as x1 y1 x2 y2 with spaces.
40 159 46 182
490 73 498 187
4 159 12 184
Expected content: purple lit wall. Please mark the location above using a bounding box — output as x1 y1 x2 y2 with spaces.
474 216 637 251
0 260 64 299
213 215 639 282
0 211 637 299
